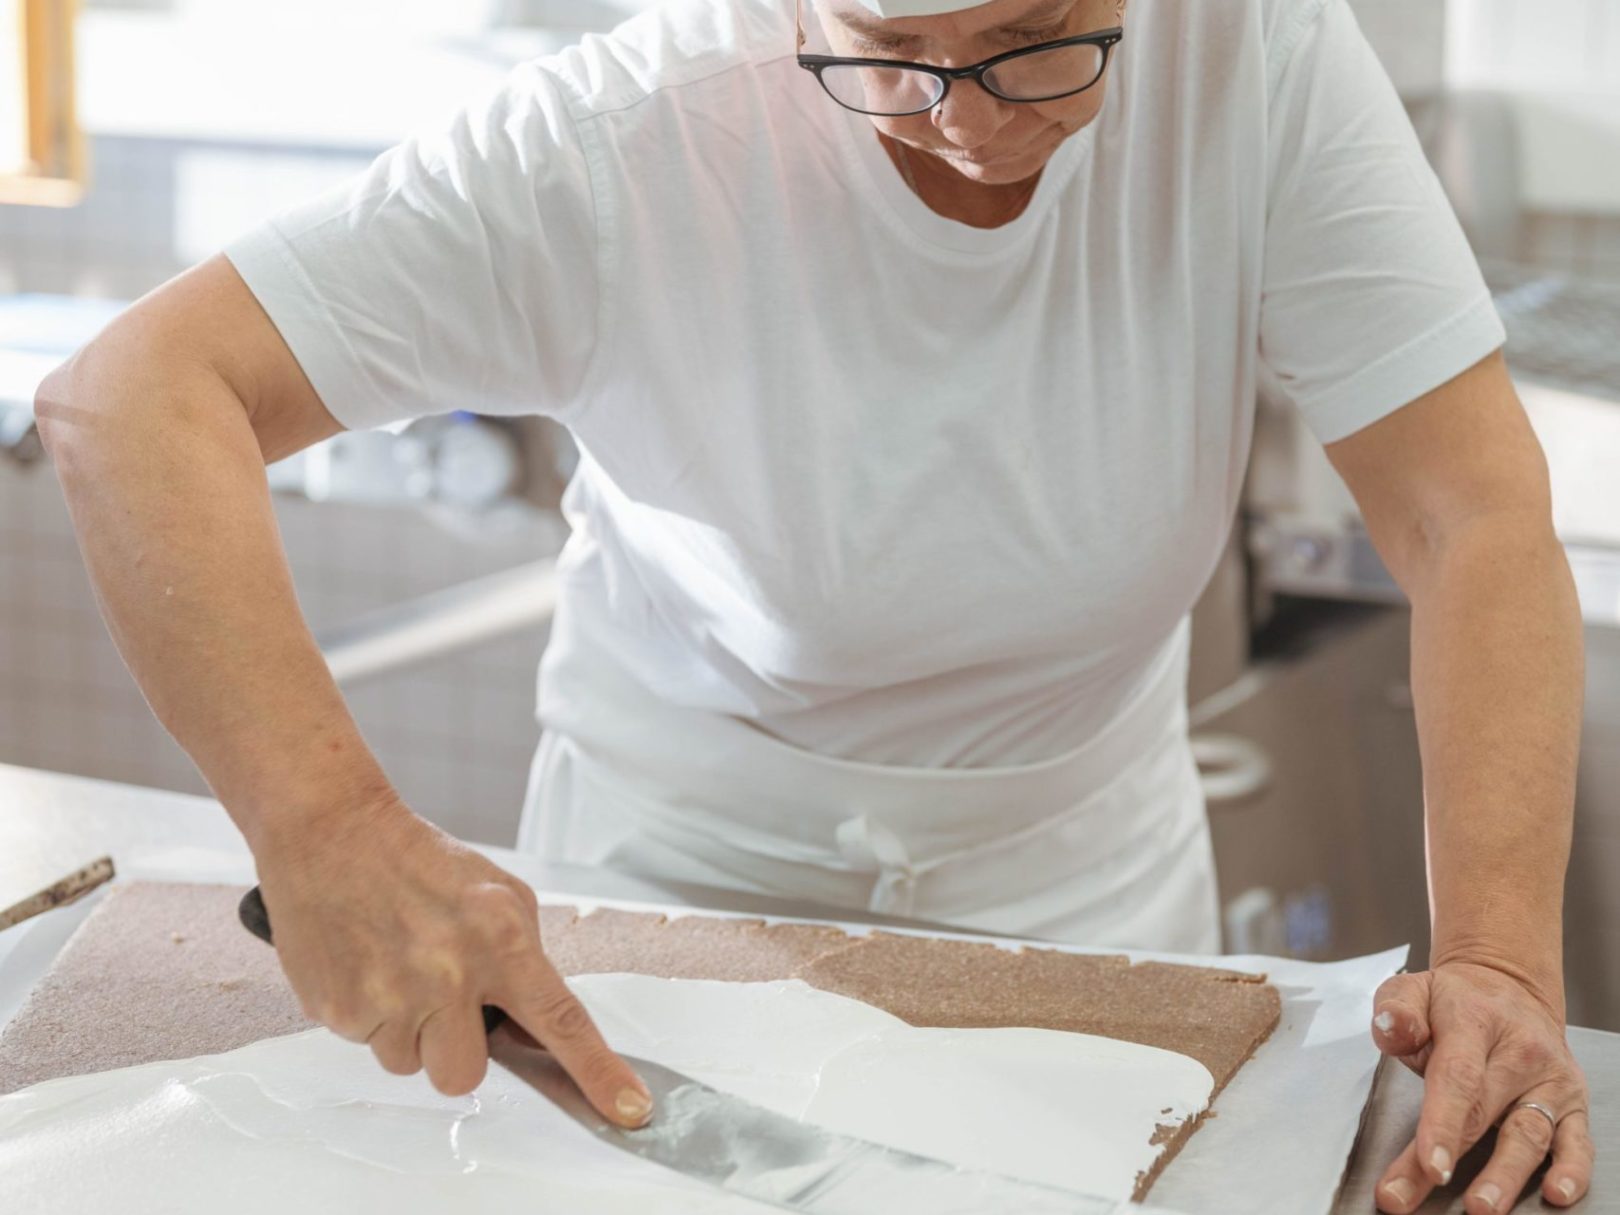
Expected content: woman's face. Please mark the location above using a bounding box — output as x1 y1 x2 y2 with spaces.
819 0 1125 186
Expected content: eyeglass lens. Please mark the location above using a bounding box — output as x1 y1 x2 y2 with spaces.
817 42 1106 115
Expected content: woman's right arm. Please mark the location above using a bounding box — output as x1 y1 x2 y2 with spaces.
32 254 651 1125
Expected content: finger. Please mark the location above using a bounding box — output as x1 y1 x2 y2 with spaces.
1375 1138 1438 1214
498 957 651 1128
419 1001 490 1097
305 987 386 1045
321 1010 380 1045
1464 1097 1560 1214
1542 1110 1595 1208
1416 1030 1494 1186
367 1019 424 1077
1373 974 1434 1066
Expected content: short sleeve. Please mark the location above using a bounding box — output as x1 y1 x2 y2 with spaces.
1259 0 1506 444
224 61 601 432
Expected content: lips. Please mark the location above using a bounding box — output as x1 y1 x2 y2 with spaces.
935 147 1015 166
926 136 1048 167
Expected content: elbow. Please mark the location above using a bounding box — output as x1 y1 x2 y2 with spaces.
32 350 122 494
1401 503 1566 608
1380 453 1561 601
31 356 82 467
34 333 141 480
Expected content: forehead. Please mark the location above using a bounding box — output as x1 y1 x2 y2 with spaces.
818 0 1081 38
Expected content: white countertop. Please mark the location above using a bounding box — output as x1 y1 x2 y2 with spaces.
0 761 254 904
0 760 1615 1213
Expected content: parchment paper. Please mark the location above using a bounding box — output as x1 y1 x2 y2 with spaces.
0 851 1404 1215
514 879 1408 1215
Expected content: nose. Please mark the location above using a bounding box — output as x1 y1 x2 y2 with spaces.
931 78 1014 151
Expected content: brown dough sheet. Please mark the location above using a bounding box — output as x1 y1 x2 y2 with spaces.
0 882 307 1097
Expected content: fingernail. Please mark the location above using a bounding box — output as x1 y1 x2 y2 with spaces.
1374 1010 1395 1033
1557 1177 1577 1202
1430 1146 1454 1185
615 1086 652 1125
1474 1182 1501 1212
1381 1178 1414 1208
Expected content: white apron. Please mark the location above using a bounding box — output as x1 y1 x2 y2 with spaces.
517 620 1219 954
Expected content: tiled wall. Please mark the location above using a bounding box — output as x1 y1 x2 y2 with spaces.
0 136 559 847
1524 213 1620 283
0 449 556 846
0 137 374 300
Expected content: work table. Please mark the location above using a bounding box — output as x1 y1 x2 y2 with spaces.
1 760 1614 1213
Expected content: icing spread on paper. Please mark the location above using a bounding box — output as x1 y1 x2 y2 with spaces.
583 974 1214 1198
0 975 1212 1212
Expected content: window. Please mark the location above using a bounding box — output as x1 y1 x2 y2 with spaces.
1 0 84 206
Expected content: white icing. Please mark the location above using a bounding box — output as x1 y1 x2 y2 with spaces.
0 974 1213 1212
805 1026 1211 1197
0 1029 741 1215
580 973 907 1114
583 975 1214 1200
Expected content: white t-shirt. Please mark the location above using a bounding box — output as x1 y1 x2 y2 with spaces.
228 0 1503 777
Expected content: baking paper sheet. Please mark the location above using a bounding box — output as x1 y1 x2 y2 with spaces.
512 876 1408 1215
0 850 1404 1215
1 974 1201 1215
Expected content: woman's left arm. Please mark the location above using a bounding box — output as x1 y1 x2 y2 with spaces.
1325 349 1595 1215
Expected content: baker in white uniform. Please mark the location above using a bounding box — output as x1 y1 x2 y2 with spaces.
35 0 1594 1208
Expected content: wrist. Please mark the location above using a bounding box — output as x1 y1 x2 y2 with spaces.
1430 873 1565 997
236 765 410 869
1428 934 1566 1023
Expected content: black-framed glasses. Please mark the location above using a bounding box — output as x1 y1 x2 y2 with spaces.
797 26 1123 117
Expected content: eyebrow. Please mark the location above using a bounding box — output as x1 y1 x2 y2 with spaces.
837 0 1077 43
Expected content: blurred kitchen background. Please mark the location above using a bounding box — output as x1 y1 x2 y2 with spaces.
1 0 1617 1025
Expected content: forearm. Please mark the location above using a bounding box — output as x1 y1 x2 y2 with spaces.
1408 516 1581 1009
35 330 397 853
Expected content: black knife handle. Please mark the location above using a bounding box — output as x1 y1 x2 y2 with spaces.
238 884 507 1035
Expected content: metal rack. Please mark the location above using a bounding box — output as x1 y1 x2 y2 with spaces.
1489 263 1620 405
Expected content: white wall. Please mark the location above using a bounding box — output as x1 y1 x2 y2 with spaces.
1349 0 1448 96
1446 0 1620 215
1448 0 1620 91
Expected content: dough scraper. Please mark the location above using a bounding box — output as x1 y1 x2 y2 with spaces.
237 886 1129 1214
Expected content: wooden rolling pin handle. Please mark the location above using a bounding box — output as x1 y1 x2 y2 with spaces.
237 885 507 1036
0 856 117 933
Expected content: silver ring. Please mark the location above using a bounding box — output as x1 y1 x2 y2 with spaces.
1510 1101 1559 1135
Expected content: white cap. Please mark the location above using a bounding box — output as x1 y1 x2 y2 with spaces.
847 0 991 18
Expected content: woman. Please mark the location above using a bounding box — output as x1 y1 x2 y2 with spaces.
35 0 1594 1208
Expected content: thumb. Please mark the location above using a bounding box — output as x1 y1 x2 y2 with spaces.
1372 971 1434 1072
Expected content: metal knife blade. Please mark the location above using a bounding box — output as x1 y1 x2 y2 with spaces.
488 1022 1127 1215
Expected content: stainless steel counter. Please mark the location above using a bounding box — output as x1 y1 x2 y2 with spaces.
1 760 1613 1213
1342 1041 1617 1214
